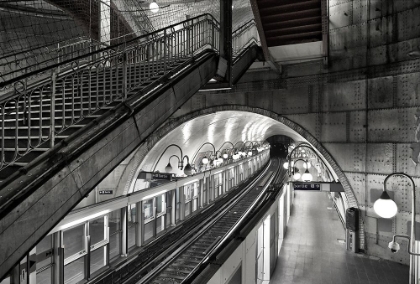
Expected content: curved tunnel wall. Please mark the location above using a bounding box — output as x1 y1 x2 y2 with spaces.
106 108 358 237
167 61 420 265
93 0 420 266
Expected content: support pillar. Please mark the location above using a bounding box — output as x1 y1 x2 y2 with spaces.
218 0 232 85
136 201 142 247
121 207 128 257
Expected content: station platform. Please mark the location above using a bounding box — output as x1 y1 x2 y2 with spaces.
270 191 409 284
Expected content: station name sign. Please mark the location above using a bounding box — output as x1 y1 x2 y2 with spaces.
293 183 321 190
137 171 172 181
292 182 344 192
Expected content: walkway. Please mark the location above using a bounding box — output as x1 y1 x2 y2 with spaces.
270 191 409 284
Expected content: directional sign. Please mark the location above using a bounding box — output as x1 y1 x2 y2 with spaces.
138 171 172 181
151 172 172 180
99 190 113 195
293 183 321 190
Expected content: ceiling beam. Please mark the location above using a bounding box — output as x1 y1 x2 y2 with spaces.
250 0 282 73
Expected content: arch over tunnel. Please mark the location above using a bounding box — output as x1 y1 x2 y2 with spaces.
115 106 362 242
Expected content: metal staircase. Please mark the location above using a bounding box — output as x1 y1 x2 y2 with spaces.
0 14 260 279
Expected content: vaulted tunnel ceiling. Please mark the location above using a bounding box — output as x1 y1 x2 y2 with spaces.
138 111 305 177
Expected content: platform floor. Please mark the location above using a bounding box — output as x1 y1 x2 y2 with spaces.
270 191 409 284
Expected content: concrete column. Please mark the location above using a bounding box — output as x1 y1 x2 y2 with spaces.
219 0 233 84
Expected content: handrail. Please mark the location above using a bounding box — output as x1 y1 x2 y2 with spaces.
0 36 93 61
0 13 218 90
0 37 108 88
0 13 259 172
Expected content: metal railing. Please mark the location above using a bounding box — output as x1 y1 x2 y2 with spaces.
232 19 259 56
0 13 259 172
0 37 108 90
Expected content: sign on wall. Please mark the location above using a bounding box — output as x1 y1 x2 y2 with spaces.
99 190 113 195
293 183 321 190
137 171 172 181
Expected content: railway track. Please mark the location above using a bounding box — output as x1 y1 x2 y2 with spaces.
88 158 271 284
127 158 285 284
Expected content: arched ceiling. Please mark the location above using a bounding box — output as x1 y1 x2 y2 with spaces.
139 111 305 176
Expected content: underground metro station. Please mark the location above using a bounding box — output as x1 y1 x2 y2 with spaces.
0 0 419 283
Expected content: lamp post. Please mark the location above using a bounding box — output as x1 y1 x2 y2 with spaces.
191 142 216 167
286 142 334 182
164 155 184 173
153 144 193 176
288 158 312 181
373 173 418 284
216 141 235 160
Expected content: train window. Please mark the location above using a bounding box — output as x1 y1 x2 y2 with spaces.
156 194 166 215
128 204 137 250
90 216 107 246
90 246 106 275
63 224 86 259
109 210 121 261
36 266 52 284
36 235 52 270
64 257 85 284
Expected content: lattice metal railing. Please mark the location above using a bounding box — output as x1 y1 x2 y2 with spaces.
0 13 259 173
0 37 108 91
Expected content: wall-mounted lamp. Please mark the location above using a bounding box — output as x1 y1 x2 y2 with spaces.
292 167 301 180
153 144 192 176
165 154 183 173
149 1 159 13
287 142 334 182
302 169 313 182
373 172 417 284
